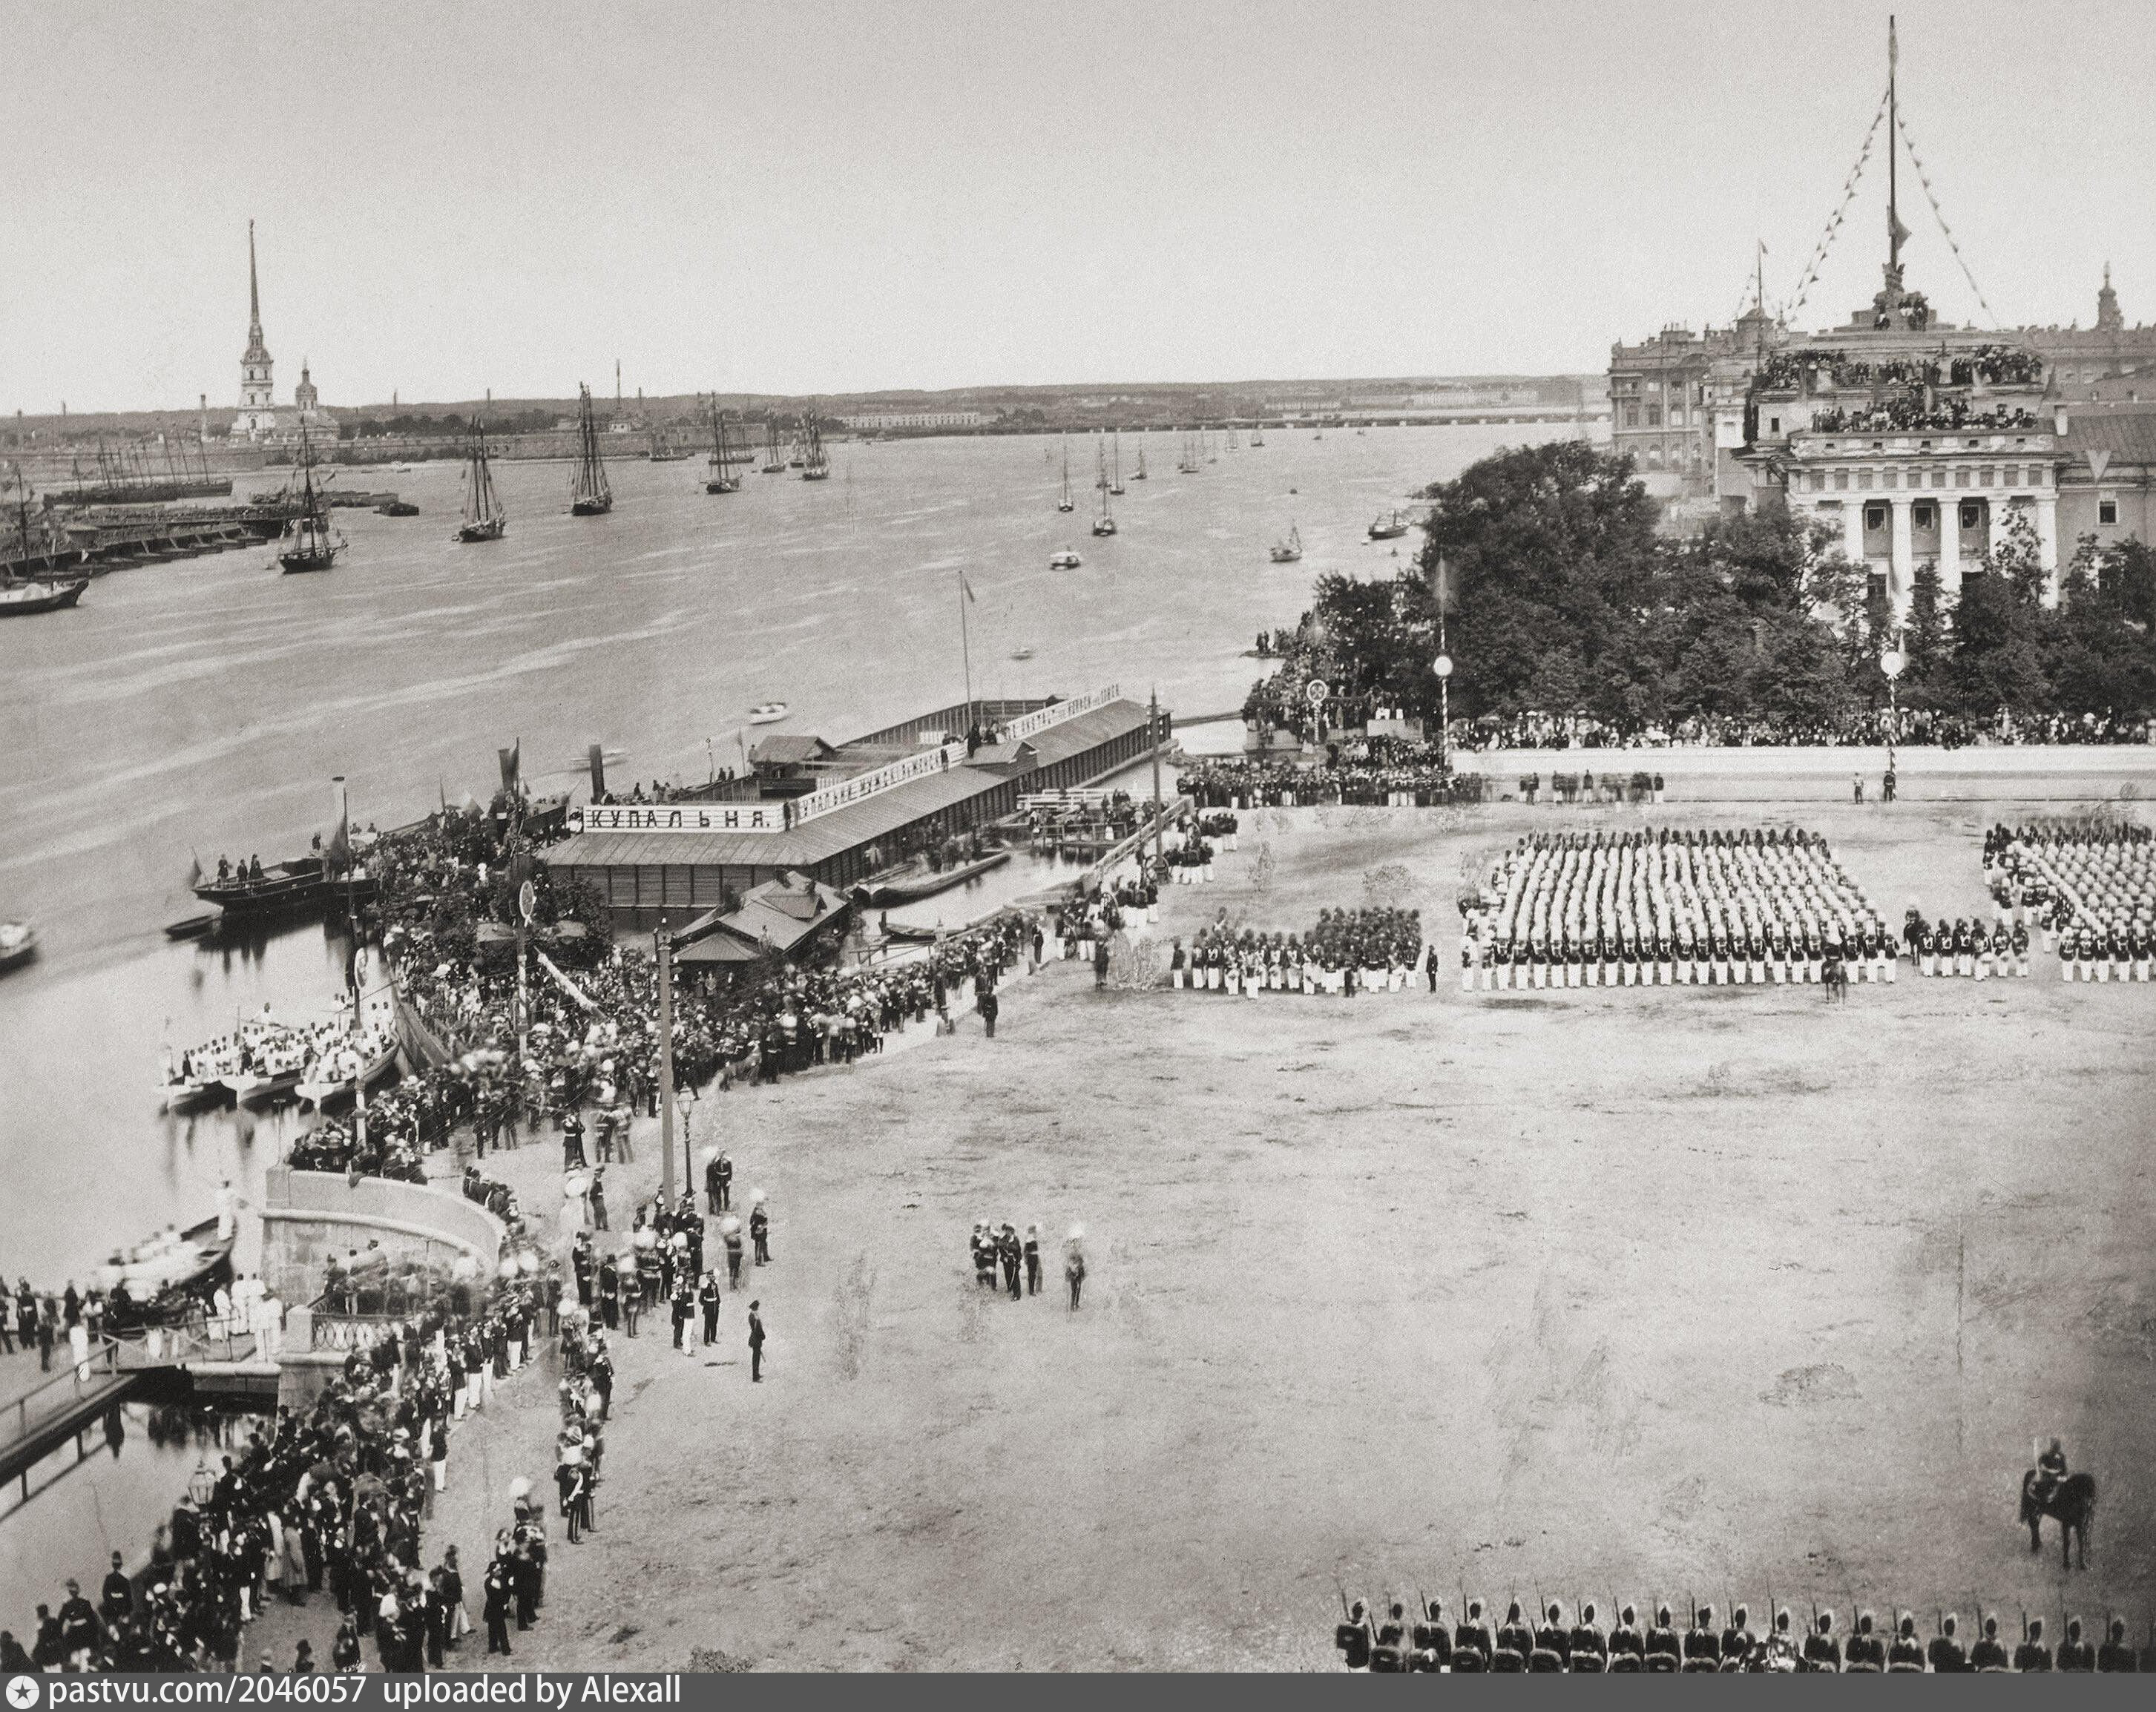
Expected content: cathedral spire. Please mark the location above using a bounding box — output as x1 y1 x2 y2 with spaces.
248 218 261 332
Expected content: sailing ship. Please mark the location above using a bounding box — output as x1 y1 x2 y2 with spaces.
1226 428 1240 450
1092 450 1117 536
705 398 744 494
761 419 786 474
801 419 830 479
1367 509 1410 541
568 385 614 516
1269 522 1303 564
1110 429 1125 495
277 429 344 573
456 418 507 542
1176 429 1200 474
1056 434 1075 512
1250 421 1265 447
1048 548 1082 570
647 426 690 461
1132 438 1147 480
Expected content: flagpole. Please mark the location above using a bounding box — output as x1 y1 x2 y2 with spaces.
958 567 973 717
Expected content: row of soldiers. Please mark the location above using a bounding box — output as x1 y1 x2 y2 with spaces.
1336 1596 2152 1672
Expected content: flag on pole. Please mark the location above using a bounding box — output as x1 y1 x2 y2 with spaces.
960 572 977 604
498 741 521 797
187 850 203 889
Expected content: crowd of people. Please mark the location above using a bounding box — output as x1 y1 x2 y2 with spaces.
1755 343 2046 395
1462 829 1889 988
1169 907 1424 996
2 1278 507 1673
1177 754 1486 809
1332 1596 2151 1673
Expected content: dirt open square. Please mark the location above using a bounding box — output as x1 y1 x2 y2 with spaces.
410 793 2155 1670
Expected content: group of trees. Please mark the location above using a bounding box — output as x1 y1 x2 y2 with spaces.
1246 441 2156 740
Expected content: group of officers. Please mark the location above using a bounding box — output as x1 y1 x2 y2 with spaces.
1335 1596 2152 1672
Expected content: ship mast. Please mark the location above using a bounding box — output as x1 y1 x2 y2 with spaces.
1887 15 1900 278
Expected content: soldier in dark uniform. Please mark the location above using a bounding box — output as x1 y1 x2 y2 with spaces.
1968 1614 2010 1672
2014 1616 2053 1672
1452 1599 1492 1670
1800 1610 1841 1672
1844 1610 1884 1672
1491 1600 1531 1670
1681 1604 1720 1671
698 1270 721 1345
1644 1605 1681 1672
1334 1599 1372 1671
1607 1604 1645 1673
2094 1617 2137 1673
1568 1601 1606 1673
1719 1604 1753 1668
1927 1613 1968 1673
1369 1601 1408 1673
2057 1617 2097 1673
1531 1601 1569 1670
2034 1438 2068 1508
1887 1613 1926 1672
1409 1599 1451 1672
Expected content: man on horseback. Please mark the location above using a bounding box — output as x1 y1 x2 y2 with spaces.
2033 1438 2068 1508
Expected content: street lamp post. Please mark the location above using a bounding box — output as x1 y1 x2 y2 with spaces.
1433 638 1453 779
657 918 677 1202
1880 645 1906 791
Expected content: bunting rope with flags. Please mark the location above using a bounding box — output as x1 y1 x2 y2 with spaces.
1784 84 1891 321
1894 109 1999 329
534 947 599 1011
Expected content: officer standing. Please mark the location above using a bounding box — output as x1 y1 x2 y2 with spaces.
750 1196 771 1265
748 1300 765 1382
1022 1225 1042 1297
1968 1615 2009 1672
699 1271 721 1346
2014 1616 2054 1672
1927 1613 1968 1673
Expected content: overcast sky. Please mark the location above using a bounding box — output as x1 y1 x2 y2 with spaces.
4 0 2152 412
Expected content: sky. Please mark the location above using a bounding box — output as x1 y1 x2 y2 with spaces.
4 0 2152 412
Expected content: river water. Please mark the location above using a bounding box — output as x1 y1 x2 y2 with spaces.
0 421 1565 1281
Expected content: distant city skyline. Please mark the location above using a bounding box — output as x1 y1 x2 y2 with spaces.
4 0 2152 415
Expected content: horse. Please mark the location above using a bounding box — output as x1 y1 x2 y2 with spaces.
1822 955 1850 1004
2021 1469 2097 1569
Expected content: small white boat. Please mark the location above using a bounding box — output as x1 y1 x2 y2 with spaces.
1269 523 1303 564
748 702 790 725
1010 647 1034 661
1048 549 1082 570
0 918 36 974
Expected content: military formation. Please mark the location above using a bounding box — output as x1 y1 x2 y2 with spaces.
1334 1596 2152 1672
968 1221 1086 1310
1462 828 1888 988
1988 820 2156 981
1169 907 1424 995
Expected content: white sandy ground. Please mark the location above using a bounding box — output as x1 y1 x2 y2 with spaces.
211 794 2156 1670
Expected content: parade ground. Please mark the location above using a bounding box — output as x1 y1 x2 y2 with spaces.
352 787 2155 1671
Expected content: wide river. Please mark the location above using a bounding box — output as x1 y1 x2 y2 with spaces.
0 421 1567 1280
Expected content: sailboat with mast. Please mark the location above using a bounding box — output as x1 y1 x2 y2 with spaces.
568 385 613 516
277 427 344 573
1176 429 1200 475
1109 429 1125 496
800 418 830 480
705 398 743 494
1091 448 1117 537
761 419 786 474
456 418 507 542
1132 435 1147 480
1269 521 1302 564
1056 433 1074 512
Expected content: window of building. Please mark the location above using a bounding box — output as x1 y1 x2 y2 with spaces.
1833 470 1850 491
1954 468 1971 488
1883 469 1899 489
1623 406 1639 429
1913 501 1936 530
1857 470 1874 490
2099 496 2120 524
1865 503 1887 532
1807 470 1824 493
1768 415 1781 435
1960 501 1983 530
1646 404 1662 427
